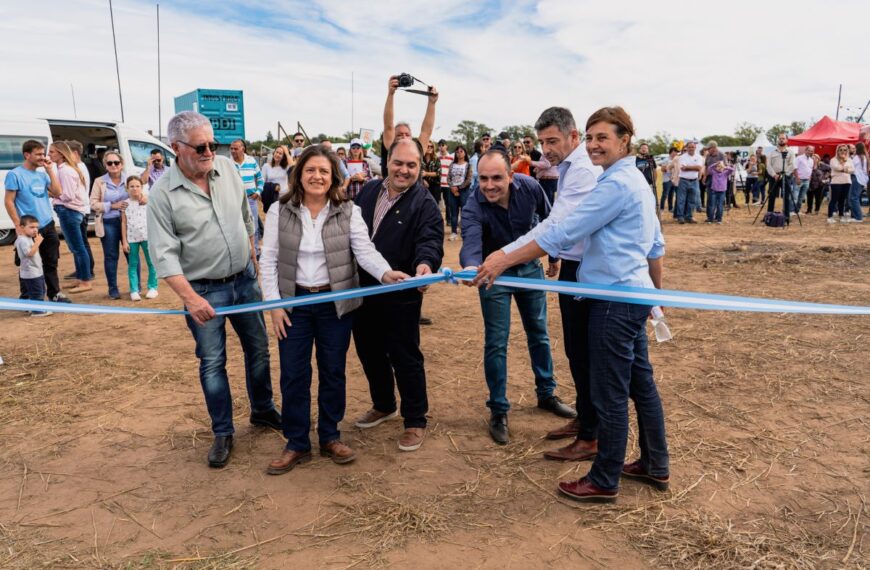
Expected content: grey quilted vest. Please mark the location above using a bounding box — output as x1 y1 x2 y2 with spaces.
277 200 361 317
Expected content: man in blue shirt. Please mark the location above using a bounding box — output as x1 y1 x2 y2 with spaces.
4 139 71 303
460 150 574 444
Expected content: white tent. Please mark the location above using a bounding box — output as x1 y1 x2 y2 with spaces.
749 133 773 153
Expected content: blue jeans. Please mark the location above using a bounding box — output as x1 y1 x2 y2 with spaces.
849 176 865 221
446 188 469 234
478 260 555 414
100 216 126 296
21 276 48 314
706 191 725 222
660 180 675 211
184 263 275 437
586 301 669 491
80 215 95 277
278 288 354 451
55 206 92 281
674 179 698 220
795 180 809 212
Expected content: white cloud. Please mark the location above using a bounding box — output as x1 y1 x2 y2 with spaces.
2 0 869 143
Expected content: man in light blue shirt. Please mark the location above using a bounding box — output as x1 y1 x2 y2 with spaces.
502 107 602 456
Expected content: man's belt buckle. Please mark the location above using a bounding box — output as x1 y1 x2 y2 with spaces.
308 285 327 293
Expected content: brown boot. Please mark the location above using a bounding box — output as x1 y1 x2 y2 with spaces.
266 448 312 475
320 440 356 464
543 438 597 461
545 418 580 440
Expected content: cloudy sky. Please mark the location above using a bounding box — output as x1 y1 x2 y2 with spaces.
4 0 870 142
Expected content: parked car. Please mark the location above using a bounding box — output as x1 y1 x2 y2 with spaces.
0 118 174 245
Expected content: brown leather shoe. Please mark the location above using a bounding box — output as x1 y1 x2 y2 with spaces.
266 448 312 475
621 460 669 491
320 440 356 464
398 427 426 452
543 438 598 461
354 408 398 429
558 476 618 503
545 418 580 440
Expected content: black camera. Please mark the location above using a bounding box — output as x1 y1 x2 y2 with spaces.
397 73 414 88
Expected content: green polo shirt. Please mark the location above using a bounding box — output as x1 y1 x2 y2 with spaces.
147 156 255 281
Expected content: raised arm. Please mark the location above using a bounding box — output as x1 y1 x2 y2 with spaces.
382 76 399 149
418 86 439 151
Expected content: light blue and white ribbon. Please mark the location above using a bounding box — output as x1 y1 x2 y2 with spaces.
2 268 869 316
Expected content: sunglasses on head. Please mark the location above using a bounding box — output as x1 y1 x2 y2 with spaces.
105 160 122 166
178 140 218 154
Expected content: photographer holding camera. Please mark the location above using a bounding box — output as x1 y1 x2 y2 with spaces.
381 74 439 175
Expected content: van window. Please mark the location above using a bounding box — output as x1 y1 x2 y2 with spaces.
129 140 175 168
0 135 50 169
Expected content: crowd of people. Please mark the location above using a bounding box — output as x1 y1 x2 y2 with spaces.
5 74 868 505
656 136 869 225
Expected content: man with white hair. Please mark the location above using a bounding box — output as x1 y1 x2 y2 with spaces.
148 111 280 469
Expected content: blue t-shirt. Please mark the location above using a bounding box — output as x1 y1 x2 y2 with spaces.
5 166 53 228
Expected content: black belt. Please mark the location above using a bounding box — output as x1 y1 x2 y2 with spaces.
190 271 242 286
539 176 559 181
296 284 331 293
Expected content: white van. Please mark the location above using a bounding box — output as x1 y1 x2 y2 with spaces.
0 118 175 245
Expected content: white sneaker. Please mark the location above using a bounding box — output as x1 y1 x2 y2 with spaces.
448 233 458 241
847 218 863 223
130 292 141 301
840 217 848 223
827 217 837 224
146 289 159 299
29 311 54 318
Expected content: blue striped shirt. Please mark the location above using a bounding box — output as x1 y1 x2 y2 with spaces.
232 155 264 196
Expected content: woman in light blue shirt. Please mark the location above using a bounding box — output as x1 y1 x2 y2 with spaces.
474 106 669 504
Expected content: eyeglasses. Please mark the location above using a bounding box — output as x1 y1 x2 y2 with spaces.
294 139 304 144
105 160 122 166
178 140 218 154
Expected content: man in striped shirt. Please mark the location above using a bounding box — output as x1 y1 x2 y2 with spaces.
230 139 264 256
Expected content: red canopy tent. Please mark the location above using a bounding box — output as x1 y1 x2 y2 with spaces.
787 115 868 158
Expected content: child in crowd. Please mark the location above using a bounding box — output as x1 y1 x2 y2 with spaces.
15 215 52 317
120 177 158 301
705 161 734 224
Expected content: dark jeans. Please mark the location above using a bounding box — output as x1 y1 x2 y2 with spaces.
586 301 669 491
80 215 95 276
54 206 92 281
806 186 823 213
38 221 61 299
698 179 706 208
540 178 558 214
445 187 469 234
706 191 725 222
828 183 850 218
755 177 767 203
745 177 757 203
558 259 597 441
278 288 354 452
478 260 554 414
100 217 132 296
184 264 275 437
426 179 442 205
660 180 675 211
767 175 793 216
21 276 48 314
353 296 428 428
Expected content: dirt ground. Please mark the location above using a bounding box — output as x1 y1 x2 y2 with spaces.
1 200 868 569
